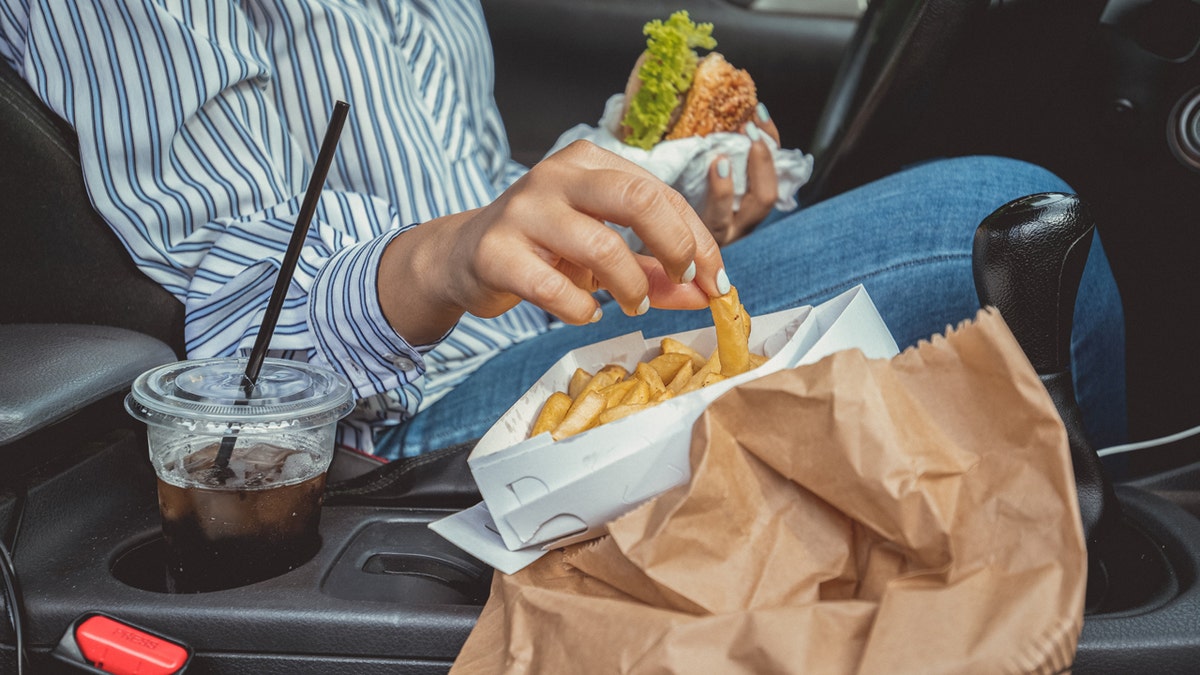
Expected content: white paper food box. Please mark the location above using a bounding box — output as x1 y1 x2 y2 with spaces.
431 285 899 573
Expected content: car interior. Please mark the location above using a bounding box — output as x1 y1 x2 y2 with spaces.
3 0 1200 672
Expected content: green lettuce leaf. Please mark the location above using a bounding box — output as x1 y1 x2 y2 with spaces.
621 11 717 150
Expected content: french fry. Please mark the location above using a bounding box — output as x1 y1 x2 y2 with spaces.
704 348 721 372
529 284 769 440
567 368 592 400
599 403 650 425
681 349 722 394
633 362 666 396
551 391 607 441
710 286 751 377
530 391 572 437
660 337 706 370
578 364 627 399
621 379 651 405
599 379 638 408
666 360 693 394
648 352 691 383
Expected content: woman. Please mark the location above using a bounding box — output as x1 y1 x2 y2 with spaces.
0 0 1124 459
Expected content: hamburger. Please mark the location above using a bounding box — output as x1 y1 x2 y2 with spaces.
619 11 758 150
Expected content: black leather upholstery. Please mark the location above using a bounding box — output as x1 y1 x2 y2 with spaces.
0 62 185 356
800 0 989 203
0 62 184 468
0 56 186 468
0 324 175 454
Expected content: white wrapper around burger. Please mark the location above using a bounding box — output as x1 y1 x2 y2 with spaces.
545 93 814 250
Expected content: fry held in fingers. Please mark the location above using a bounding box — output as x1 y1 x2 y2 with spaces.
529 285 761 440
710 285 751 376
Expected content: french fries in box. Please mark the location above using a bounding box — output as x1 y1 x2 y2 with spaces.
529 286 764 443
455 284 899 556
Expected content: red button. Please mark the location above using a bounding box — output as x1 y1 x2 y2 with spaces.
75 615 188 675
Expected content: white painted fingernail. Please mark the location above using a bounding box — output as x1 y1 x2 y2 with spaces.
635 296 650 316
745 123 760 142
716 268 731 295
590 306 603 323
681 260 696 284
756 102 769 122
716 157 730 179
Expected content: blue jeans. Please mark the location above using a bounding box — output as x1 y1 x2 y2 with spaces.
380 156 1126 458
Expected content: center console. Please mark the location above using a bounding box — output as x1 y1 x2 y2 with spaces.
9 414 1200 674
4 430 488 674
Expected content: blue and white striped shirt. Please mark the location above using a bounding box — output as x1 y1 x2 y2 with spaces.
0 0 552 455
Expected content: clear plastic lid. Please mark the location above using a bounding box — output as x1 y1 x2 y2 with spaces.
126 357 354 435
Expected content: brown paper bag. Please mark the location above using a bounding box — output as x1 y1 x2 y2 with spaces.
452 309 1086 674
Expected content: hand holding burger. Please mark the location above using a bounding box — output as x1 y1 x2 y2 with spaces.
620 11 781 244
619 12 758 149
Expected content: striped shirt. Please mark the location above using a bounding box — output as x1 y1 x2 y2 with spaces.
0 0 553 455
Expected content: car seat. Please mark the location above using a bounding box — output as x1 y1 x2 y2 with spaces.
0 59 467 493
0 62 180 471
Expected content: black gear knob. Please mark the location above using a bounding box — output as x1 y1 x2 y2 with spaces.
972 193 1093 373
972 193 1119 546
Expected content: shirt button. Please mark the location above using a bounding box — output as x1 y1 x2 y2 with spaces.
387 354 415 372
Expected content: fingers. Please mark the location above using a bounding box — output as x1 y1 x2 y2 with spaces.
752 102 780 145
551 142 725 298
465 202 649 321
698 101 781 246
701 124 777 246
735 126 778 232
700 156 737 246
474 214 712 325
563 167 696 283
497 245 607 325
440 140 736 328
635 255 711 310
528 207 652 317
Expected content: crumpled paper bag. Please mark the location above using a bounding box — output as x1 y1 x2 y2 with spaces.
452 308 1086 675
547 94 814 249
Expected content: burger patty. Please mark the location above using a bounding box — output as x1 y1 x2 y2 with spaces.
666 53 758 140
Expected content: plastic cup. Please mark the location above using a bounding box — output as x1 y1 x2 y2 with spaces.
125 357 353 593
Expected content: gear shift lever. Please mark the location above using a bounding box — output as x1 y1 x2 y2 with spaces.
972 193 1120 544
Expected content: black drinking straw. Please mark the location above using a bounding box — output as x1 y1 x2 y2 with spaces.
211 101 351 477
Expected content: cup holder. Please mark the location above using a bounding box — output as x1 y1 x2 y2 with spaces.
113 523 493 607
110 534 321 594
319 520 492 606
351 551 491 605
110 536 172 593
1085 516 1177 616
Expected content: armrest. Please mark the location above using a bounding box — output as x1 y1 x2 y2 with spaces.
0 324 175 447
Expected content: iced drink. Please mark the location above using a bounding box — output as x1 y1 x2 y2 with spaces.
156 442 328 593
126 357 353 593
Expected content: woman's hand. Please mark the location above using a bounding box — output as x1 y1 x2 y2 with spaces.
700 103 780 246
377 140 727 346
